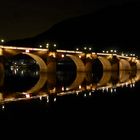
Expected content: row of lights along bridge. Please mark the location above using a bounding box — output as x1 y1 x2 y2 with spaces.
39 43 137 58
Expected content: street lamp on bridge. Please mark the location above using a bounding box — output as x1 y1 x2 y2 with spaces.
0 39 5 44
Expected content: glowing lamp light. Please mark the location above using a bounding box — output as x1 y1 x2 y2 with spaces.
0 48 3 55
2 105 5 110
39 96 42 100
39 45 42 48
62 87 64 91
61 54 64 58
66 88 69 91
52 53 56 58
89 92 91 96
25 49 30 53
79 85 82 89
25 94 30 98
54 98 56 102
76 91 79 95
1 39 4 43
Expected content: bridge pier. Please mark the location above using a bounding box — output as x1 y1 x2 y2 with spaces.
109 56 119 71
46 56 56 73
85 61 93 72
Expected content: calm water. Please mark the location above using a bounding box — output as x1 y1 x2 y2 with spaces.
0 66 140 122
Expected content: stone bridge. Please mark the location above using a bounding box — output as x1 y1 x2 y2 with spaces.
0 45 140 72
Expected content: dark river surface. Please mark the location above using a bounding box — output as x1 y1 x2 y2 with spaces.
0 66 140 125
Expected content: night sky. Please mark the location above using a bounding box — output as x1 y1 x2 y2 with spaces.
0 0 135 41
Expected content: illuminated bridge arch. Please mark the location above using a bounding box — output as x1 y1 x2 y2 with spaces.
66 54 85 72
96 56 112 71
22 52 47 72
119 59 131 70
136 60 140 70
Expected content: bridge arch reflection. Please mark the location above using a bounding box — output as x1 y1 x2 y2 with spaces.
119 59 131 71
1 69 140 104
22 52 47 72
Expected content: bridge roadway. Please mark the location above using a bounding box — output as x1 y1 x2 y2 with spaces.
0 45 140 72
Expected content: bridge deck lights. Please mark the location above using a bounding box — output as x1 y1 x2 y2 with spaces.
84 47 87 50
25 49 30 53
25 94 30 98
61 54 64 58
39 45 42 48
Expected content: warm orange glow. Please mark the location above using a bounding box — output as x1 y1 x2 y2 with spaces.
86 54 92 59
107 55 113 59
0 48 3 55
50 88 56 94
48 52 56 58
86 85 92 90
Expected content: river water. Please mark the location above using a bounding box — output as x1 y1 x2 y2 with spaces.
0 66 140 123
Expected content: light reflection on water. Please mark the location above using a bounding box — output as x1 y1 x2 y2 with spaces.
0 67 140 108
